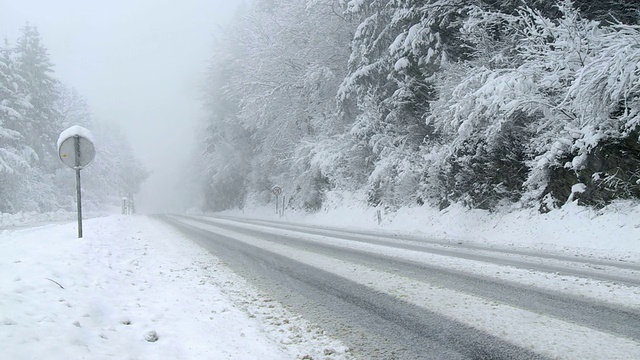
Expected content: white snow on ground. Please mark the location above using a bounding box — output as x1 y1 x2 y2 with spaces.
3 190 640 359
1 211 75 228
222 190 640 263
0 215 351 360
0 210 110 229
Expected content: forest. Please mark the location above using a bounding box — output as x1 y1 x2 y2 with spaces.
0 24 147 214
197 0 640 213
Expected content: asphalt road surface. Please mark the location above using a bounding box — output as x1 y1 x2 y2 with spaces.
159 214 640 359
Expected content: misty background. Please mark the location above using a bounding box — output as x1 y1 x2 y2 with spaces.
2 0 640 217
0 0 242 213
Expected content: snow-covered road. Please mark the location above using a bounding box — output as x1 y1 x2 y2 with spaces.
2 213 639 359
163 214 640 359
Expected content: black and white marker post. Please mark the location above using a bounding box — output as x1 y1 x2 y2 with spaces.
58 126 96 238
272 185 283 217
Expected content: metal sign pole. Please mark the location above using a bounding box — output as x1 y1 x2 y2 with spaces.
280 195 285 217
271 185 283 216
76 168 83 238
74 136 83 238
58 126 95 239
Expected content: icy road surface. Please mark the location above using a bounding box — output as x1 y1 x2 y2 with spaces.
162 214 640 360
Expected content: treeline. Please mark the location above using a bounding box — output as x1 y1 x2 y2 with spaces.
198 0 640 213
0 24 147 214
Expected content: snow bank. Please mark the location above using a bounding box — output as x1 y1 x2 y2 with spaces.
0 210 109 229
219 191 640 263
0 216 351 359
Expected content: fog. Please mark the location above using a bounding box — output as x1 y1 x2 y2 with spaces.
6 0 622 217
0 0 242 213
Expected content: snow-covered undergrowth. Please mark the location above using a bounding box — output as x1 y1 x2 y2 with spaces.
0 216 350 359
0 211 75 228
222 190 640 263
0 210 112 228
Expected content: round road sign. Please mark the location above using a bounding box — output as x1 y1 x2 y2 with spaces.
59 135 95 169
271 185 282 196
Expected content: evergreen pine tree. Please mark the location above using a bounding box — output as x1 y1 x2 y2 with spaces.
14 24 61 169
0 38 36 212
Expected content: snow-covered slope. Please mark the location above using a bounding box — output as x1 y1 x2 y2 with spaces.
0 216 350 359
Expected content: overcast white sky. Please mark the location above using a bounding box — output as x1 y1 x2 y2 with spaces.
0 0 243 212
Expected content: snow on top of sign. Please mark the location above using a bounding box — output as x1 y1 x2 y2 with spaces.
57 125 94 150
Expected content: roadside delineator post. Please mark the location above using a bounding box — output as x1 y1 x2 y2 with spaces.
272 185 283 217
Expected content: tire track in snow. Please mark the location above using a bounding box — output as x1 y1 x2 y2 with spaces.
184 215 640 317
165 215 640 360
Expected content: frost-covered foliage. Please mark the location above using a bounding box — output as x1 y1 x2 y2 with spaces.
0 24 147 214
201 0 353 211
198 0 640 212
427 1 640 209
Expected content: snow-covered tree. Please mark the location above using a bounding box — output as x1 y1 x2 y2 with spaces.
195 0 640 213
425 1 640 209
200 0 353 211
14 24 61 169
0 25 148 213
51 86 149 211
0 38 36 212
